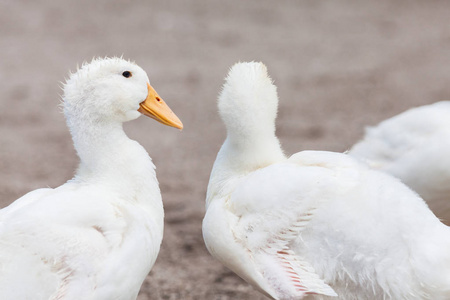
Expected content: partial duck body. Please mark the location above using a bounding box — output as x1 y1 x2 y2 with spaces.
0 57 183 300
203 62 450 300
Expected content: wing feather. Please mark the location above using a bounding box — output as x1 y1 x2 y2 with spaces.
227 154 357 298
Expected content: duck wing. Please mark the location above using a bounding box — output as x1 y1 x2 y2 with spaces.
0 184 130 299
226 152 361 298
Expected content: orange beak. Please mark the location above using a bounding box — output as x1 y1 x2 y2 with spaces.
138 83 183 130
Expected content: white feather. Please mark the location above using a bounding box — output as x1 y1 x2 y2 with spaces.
349 101 450 223
0 57 170 299
203 62 450 300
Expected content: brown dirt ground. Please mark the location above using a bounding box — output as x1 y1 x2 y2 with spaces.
1 1 450 299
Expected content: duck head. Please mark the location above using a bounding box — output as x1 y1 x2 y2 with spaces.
63 57 183 129
218 62 279 140
212 62 285 174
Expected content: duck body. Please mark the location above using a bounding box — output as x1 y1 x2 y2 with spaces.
349 101 450 223
0 57 182 299
0 141 161 300
205 149 450 300
203 62 450 299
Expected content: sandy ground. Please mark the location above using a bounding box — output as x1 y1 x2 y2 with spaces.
1 0 450 299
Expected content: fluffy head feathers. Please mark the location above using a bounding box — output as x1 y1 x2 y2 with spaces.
218 62 279 138
63 57 150 127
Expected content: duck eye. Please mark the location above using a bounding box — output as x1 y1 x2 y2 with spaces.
122 71 132 78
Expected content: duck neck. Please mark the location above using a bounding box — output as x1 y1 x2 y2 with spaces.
206 131 285 207
223 132 285 172
71 121 126 171
69 119 161 210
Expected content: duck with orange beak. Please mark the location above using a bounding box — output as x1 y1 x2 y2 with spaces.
0 57 182 299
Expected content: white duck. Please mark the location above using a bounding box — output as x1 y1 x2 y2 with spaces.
0 57 183 300
349 101 450 224
202 62 450 300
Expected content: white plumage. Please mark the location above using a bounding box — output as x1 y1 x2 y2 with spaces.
0 57 182 299
203 62 450 299
349 101 450 224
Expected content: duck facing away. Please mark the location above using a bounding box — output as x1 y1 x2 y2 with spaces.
349 101 450 224
202 62 450 300
0 57 183 300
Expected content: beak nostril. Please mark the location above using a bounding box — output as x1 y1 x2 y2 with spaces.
156 97 161 102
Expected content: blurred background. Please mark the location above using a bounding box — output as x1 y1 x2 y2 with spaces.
1 0 450 299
